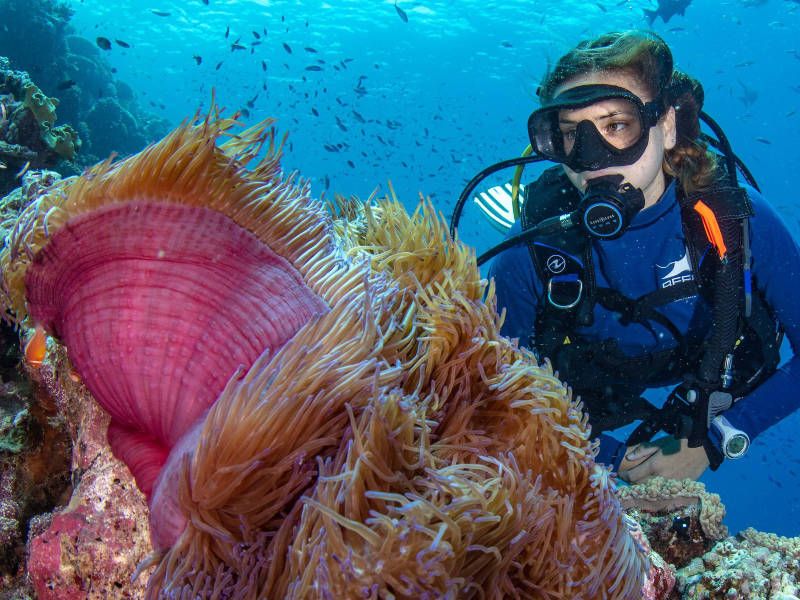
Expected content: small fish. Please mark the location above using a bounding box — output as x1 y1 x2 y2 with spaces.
754 136 772 144
252 30 261 39
352 110 366 123
305 65 322 71
57 79 77 90
215 60 223 70
24 324 48 368
225 25 230 38
500 41 513 48
311 107 319 116
193 54 203 65
151 9 171 16
347 160 355 168
261 60 267 71
394 1 408 22
15 160 30 179
231 43 247 51
115 39 131 48
96 36 112 50
304 46 318 53
282 42 292 54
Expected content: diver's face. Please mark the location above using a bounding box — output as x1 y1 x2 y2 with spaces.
554 71 676 208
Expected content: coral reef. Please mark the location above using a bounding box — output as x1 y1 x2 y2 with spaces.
619 478 800 599
675 528 800 598
0 0 168 165
24 357 153 600
0 58 80 197
0 364 71 598
618 477 728 568
0 109 651 597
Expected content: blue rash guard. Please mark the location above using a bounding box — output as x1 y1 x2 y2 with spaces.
488 177 800 469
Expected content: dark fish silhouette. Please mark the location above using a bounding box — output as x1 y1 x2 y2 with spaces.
283 42 292 54
57 79 77 90
215 60 223 70
643 0 691 25
311 107 319 116
151 9 171 17
305 65 322 71
115 39 131 48
231 43 247 51
305 46 318 53
96 37 112 50
394 1 408 22
193 55 203 65
225 25 230 38
261 60 267 71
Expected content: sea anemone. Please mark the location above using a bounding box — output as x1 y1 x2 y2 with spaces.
1 106 649 598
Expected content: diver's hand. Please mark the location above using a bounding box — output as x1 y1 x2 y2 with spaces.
617 436 709 484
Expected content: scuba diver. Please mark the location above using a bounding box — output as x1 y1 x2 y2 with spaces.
451 30 800 483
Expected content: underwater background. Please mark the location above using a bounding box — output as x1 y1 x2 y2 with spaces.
1 0 798 538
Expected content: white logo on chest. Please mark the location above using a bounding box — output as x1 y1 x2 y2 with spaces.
657 250 694 288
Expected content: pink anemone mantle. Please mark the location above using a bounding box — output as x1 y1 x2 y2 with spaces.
24 200 328 547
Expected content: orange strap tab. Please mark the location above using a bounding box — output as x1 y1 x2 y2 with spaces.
693 199 727 259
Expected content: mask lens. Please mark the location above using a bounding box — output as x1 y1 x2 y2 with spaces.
528 85 654 170
559 98 644 153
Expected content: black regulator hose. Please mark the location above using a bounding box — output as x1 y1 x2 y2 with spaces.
448 155 547 239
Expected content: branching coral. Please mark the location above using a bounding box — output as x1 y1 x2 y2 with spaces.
0 107 650 598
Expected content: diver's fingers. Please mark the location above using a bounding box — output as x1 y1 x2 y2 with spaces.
624 444 660 463
618 454 657 484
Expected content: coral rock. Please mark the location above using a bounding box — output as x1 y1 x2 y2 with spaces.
25 364 152 599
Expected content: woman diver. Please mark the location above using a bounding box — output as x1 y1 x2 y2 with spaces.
479 30 800 483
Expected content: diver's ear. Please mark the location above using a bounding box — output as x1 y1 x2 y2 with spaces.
661 105 677 150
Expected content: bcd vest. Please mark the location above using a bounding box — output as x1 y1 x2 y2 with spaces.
520 166 783 436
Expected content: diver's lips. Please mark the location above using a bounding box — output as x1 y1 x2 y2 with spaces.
25 200 328 496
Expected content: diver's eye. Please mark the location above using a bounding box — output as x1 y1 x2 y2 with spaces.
605 121 629 134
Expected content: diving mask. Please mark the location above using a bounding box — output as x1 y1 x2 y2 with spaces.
528 84 666 172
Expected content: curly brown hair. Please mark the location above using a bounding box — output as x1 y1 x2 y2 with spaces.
538 30 719 193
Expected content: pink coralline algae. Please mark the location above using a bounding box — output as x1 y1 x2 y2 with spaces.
24 362 153 599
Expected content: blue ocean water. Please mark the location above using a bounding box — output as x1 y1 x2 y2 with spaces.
18 0 800 536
